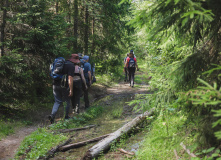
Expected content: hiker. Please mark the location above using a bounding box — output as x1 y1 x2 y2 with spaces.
48 54 75 124
82 55 92 109
125 52 139 87
71 54 87 114
130 50 136 58
90 59 96 84
78 53 84 69
124 53 129 82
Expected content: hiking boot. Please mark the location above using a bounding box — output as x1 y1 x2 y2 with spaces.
65 116 71 120
48 115 54 124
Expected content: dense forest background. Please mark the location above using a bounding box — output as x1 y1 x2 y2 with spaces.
1 0 221 158
0 0 132 107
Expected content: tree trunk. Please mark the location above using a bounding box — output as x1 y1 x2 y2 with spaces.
67 0 71 23
56 0 59 14
1 0 8 57
59 134 109 152
91 16 95 57
73 0 78 51
82 109 154 160
84 0 89 55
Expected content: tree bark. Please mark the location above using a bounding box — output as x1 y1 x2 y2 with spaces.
84 0 89 55
38 135 74 160
73 0 78 51
59 134 109 152
82 109 154 160
91 15 95 57
58 125 96 133
1 0 8 57
55 0 59 14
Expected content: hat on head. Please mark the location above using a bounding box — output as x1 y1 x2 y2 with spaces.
68 54 80 64
83 55 89 61
130 50 133 52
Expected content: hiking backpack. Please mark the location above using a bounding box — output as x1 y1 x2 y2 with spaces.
50 57 66 80
80 59 85 71
128 58 135 68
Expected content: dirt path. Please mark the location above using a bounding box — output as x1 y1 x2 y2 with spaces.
0 126 37 160
0 73 149 160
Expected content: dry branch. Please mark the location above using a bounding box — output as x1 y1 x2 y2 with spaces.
117 148 135 156
82 109 154 160
58 125 96 133
174 149 179 160
59 134 109 152
180 142 196 157
38 135 74 160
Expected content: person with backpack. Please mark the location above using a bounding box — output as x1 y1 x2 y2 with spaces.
48 55 75 124
71 54 87 114
124 53 129 82
82 55 91 109
125 52 139 87
130 50 136 58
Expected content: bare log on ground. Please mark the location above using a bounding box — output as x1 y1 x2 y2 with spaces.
38 135 74 160
174 149 179 160
59 134 110 152
58 125 96 133
180 142 196 157
82 109 154 160
117 148 135 156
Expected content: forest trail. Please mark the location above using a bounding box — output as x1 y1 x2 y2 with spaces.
0 127 37 160
0 71 150 160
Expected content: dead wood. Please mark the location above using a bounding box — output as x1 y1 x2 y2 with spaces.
82 109 154 160
117 148 135 156
174 149 179 160
58 125 96 133
59 134 109 152
38 135 74 160
180 142 196 157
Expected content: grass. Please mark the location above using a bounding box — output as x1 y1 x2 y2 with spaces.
136 111 197 160
0 121 21 140
14 128 67 160
14 105 104 159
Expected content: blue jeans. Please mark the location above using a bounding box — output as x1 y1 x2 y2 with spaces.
51 85 71 118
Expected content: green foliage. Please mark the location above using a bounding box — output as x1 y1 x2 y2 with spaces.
188 66 221 140
126 0 221 150
136 111 195 160
0 121 17 140
50 106 104 130
14 128 67 160
111 107 123 118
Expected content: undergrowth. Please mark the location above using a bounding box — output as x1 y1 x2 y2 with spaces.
136 111 195 159
14 105 104 160
14 128 67 160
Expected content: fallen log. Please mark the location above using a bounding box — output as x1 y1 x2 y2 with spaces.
58 125 96 133
82 109 154 160
180 142 196 157
59 134 109 152
38 135 74 160
117 148 135 156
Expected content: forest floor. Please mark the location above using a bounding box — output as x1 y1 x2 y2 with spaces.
0 70 150 160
